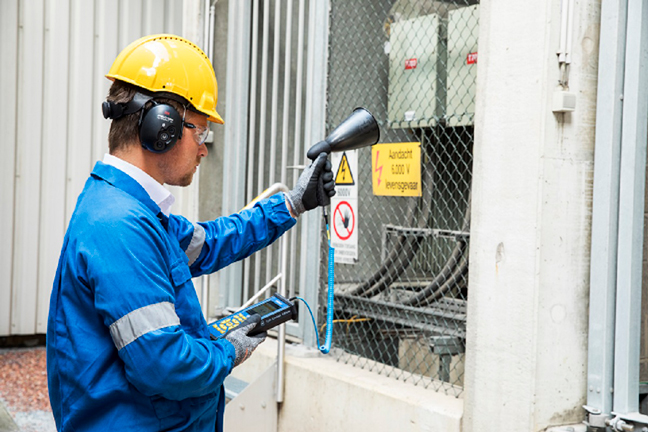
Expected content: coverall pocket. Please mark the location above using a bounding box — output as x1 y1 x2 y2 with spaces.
189 390 218 407
169 260 205 337
150 395 182 420
170 261 192 287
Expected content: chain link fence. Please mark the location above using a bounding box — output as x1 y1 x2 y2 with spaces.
322 0 478 395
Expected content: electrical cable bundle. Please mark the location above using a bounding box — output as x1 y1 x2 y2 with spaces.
349 160 435 298
348 154 471 307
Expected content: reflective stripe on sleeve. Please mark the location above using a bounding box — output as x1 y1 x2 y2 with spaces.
109 302 181 351
185 223 205 266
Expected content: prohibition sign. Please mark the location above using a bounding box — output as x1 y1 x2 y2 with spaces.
333 200 355 240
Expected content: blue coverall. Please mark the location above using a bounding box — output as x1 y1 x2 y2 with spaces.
47 161 296 431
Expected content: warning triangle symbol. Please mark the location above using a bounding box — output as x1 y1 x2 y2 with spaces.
335 152 355 185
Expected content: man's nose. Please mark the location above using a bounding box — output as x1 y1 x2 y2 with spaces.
199 142 209 158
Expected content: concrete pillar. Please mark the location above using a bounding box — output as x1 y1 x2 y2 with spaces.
463 0 601 430
199 0 229 223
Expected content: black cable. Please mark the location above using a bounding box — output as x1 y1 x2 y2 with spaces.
348 198 422 297
400 243 469 306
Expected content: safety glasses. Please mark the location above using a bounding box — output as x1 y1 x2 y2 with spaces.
183 122 209 145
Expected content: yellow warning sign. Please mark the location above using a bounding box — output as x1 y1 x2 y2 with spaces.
371 142 421 197
335 152 355 185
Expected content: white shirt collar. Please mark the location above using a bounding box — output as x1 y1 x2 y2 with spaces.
102 153 175 216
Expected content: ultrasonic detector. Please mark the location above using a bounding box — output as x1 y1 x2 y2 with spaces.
209 108 379 350
208 293 298 340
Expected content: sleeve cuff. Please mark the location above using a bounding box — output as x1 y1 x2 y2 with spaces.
282 193 298 219
220 339 237 371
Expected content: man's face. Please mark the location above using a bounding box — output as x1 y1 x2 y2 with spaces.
157 110 209 187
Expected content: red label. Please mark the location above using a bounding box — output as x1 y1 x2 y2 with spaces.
405 58 418 70
466 52 478 64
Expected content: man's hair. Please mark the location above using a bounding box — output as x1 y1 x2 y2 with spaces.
106 80 186 154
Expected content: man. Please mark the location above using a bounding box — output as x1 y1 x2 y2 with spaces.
46 34 335 432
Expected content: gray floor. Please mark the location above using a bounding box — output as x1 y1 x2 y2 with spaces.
0 401 19 432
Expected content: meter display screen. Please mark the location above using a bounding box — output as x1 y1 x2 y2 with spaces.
248 301 281 317
208 293 296 340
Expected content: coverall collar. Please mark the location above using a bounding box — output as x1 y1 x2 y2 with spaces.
91 161 164 220
102 153 175 216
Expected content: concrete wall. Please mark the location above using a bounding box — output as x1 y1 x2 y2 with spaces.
198 0 228 223
463 0 600 430
231 339 464 432
197 0 229 317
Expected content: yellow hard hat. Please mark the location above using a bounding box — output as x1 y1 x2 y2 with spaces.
106 34 224 124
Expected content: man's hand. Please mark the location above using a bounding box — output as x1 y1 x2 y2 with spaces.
286 152 336 216
224 315 266 367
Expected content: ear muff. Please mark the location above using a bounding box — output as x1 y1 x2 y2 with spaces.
138 103 183 153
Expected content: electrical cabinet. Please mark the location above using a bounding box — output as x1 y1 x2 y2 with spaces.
446 5 479 127
388 14 443 129
387 6 479 129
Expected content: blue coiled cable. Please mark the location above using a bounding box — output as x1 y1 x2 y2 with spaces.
320 243 335 353
292 209 335 354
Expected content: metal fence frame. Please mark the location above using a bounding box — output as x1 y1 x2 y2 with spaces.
219 0 329 348
587 0 648 427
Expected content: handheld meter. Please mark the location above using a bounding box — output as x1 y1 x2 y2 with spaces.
208 293 298 340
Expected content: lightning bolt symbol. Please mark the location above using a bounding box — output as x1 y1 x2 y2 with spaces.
374 150 383 186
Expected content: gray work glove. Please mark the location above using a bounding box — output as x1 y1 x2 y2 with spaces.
224 314 266 367
286 152 336 216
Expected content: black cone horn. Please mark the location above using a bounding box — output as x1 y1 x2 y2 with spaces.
307 107 380 160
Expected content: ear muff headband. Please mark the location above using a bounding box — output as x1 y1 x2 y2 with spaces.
102 92 154 120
